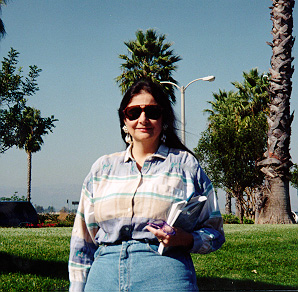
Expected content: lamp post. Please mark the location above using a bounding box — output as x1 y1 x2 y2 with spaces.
161 75 215 144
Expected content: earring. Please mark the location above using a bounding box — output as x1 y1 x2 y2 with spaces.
122 125 133 145
161 125 167 143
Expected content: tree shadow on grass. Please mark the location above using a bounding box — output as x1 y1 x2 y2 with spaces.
197 276 297 291
0 251 68 279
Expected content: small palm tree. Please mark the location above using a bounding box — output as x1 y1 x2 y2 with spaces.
16 106 57 202
115 28 181 103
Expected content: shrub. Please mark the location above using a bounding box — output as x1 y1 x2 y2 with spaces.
33 213 76 227
243 217 255 224
223 214 240 224
56 214 76 227
222 214 255 224
38 213 59 224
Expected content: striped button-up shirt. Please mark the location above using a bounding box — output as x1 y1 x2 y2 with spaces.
69 144 225 291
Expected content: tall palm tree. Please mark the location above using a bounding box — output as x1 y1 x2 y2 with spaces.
16 106 57 202
115 28 181 103
0 0 7 40
257 0 295 224
232 68 270 116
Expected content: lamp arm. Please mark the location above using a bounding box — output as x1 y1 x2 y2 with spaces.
184 76 215 90
184 78 204 90
160 81 181 90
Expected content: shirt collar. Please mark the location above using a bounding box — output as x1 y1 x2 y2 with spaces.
124 144 134 162
124 143 169 163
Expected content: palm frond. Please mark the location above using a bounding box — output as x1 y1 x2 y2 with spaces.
115 28 181 103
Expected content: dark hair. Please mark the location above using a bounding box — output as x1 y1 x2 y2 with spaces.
118 79 191 153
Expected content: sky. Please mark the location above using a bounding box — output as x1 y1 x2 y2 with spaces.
0 0 297 212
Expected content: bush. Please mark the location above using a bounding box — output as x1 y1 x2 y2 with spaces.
38 213 59 225
222 214 254 224
243 217 255 224
34 213 76 227
56 214 76 227
223 214 240 224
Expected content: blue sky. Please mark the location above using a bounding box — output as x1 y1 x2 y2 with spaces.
0 0 297 211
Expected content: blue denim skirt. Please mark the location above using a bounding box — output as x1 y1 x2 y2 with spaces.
84 240 199 292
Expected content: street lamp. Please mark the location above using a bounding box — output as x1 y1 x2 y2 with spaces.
161 76 215 145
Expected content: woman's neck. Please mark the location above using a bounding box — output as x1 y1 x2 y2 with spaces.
131 140 159 170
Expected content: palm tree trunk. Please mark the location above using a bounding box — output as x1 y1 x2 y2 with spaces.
257 177 292 223
27 151 32 202
257 0 295 224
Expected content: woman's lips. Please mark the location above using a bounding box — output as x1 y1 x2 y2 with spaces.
137 128 152 132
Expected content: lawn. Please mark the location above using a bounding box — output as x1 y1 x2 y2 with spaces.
0 225 297 291
0 227 70 291
192 224 298 291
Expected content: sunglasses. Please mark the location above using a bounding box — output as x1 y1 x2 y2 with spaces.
123 105 163 121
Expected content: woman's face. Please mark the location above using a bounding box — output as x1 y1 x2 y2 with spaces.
124 90 163 148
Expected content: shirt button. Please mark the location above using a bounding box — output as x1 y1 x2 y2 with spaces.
128 208 131 212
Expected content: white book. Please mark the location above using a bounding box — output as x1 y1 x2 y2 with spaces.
158 195 207 255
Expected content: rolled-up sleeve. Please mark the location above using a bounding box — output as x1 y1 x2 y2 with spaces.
189 164 225 254
68 172 99 291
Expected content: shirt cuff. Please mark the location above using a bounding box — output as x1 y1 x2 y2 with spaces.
189 231 204 253
69 281 86 292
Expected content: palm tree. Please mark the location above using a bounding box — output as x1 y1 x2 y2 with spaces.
0 0 7 40
257 0 295 224
115 28 181 103
16 106 57 202
232 68 270 116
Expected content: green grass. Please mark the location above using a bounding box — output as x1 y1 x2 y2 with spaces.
0 225 297 291
192 225 298 291
0 227 71 291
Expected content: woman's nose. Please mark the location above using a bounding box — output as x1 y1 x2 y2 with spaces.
138 111 148 122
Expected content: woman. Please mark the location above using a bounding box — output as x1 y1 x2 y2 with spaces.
69 79 225 291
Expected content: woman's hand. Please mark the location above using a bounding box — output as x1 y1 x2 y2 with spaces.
146 225 194 250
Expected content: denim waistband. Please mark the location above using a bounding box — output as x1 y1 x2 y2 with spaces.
103 238 159 246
